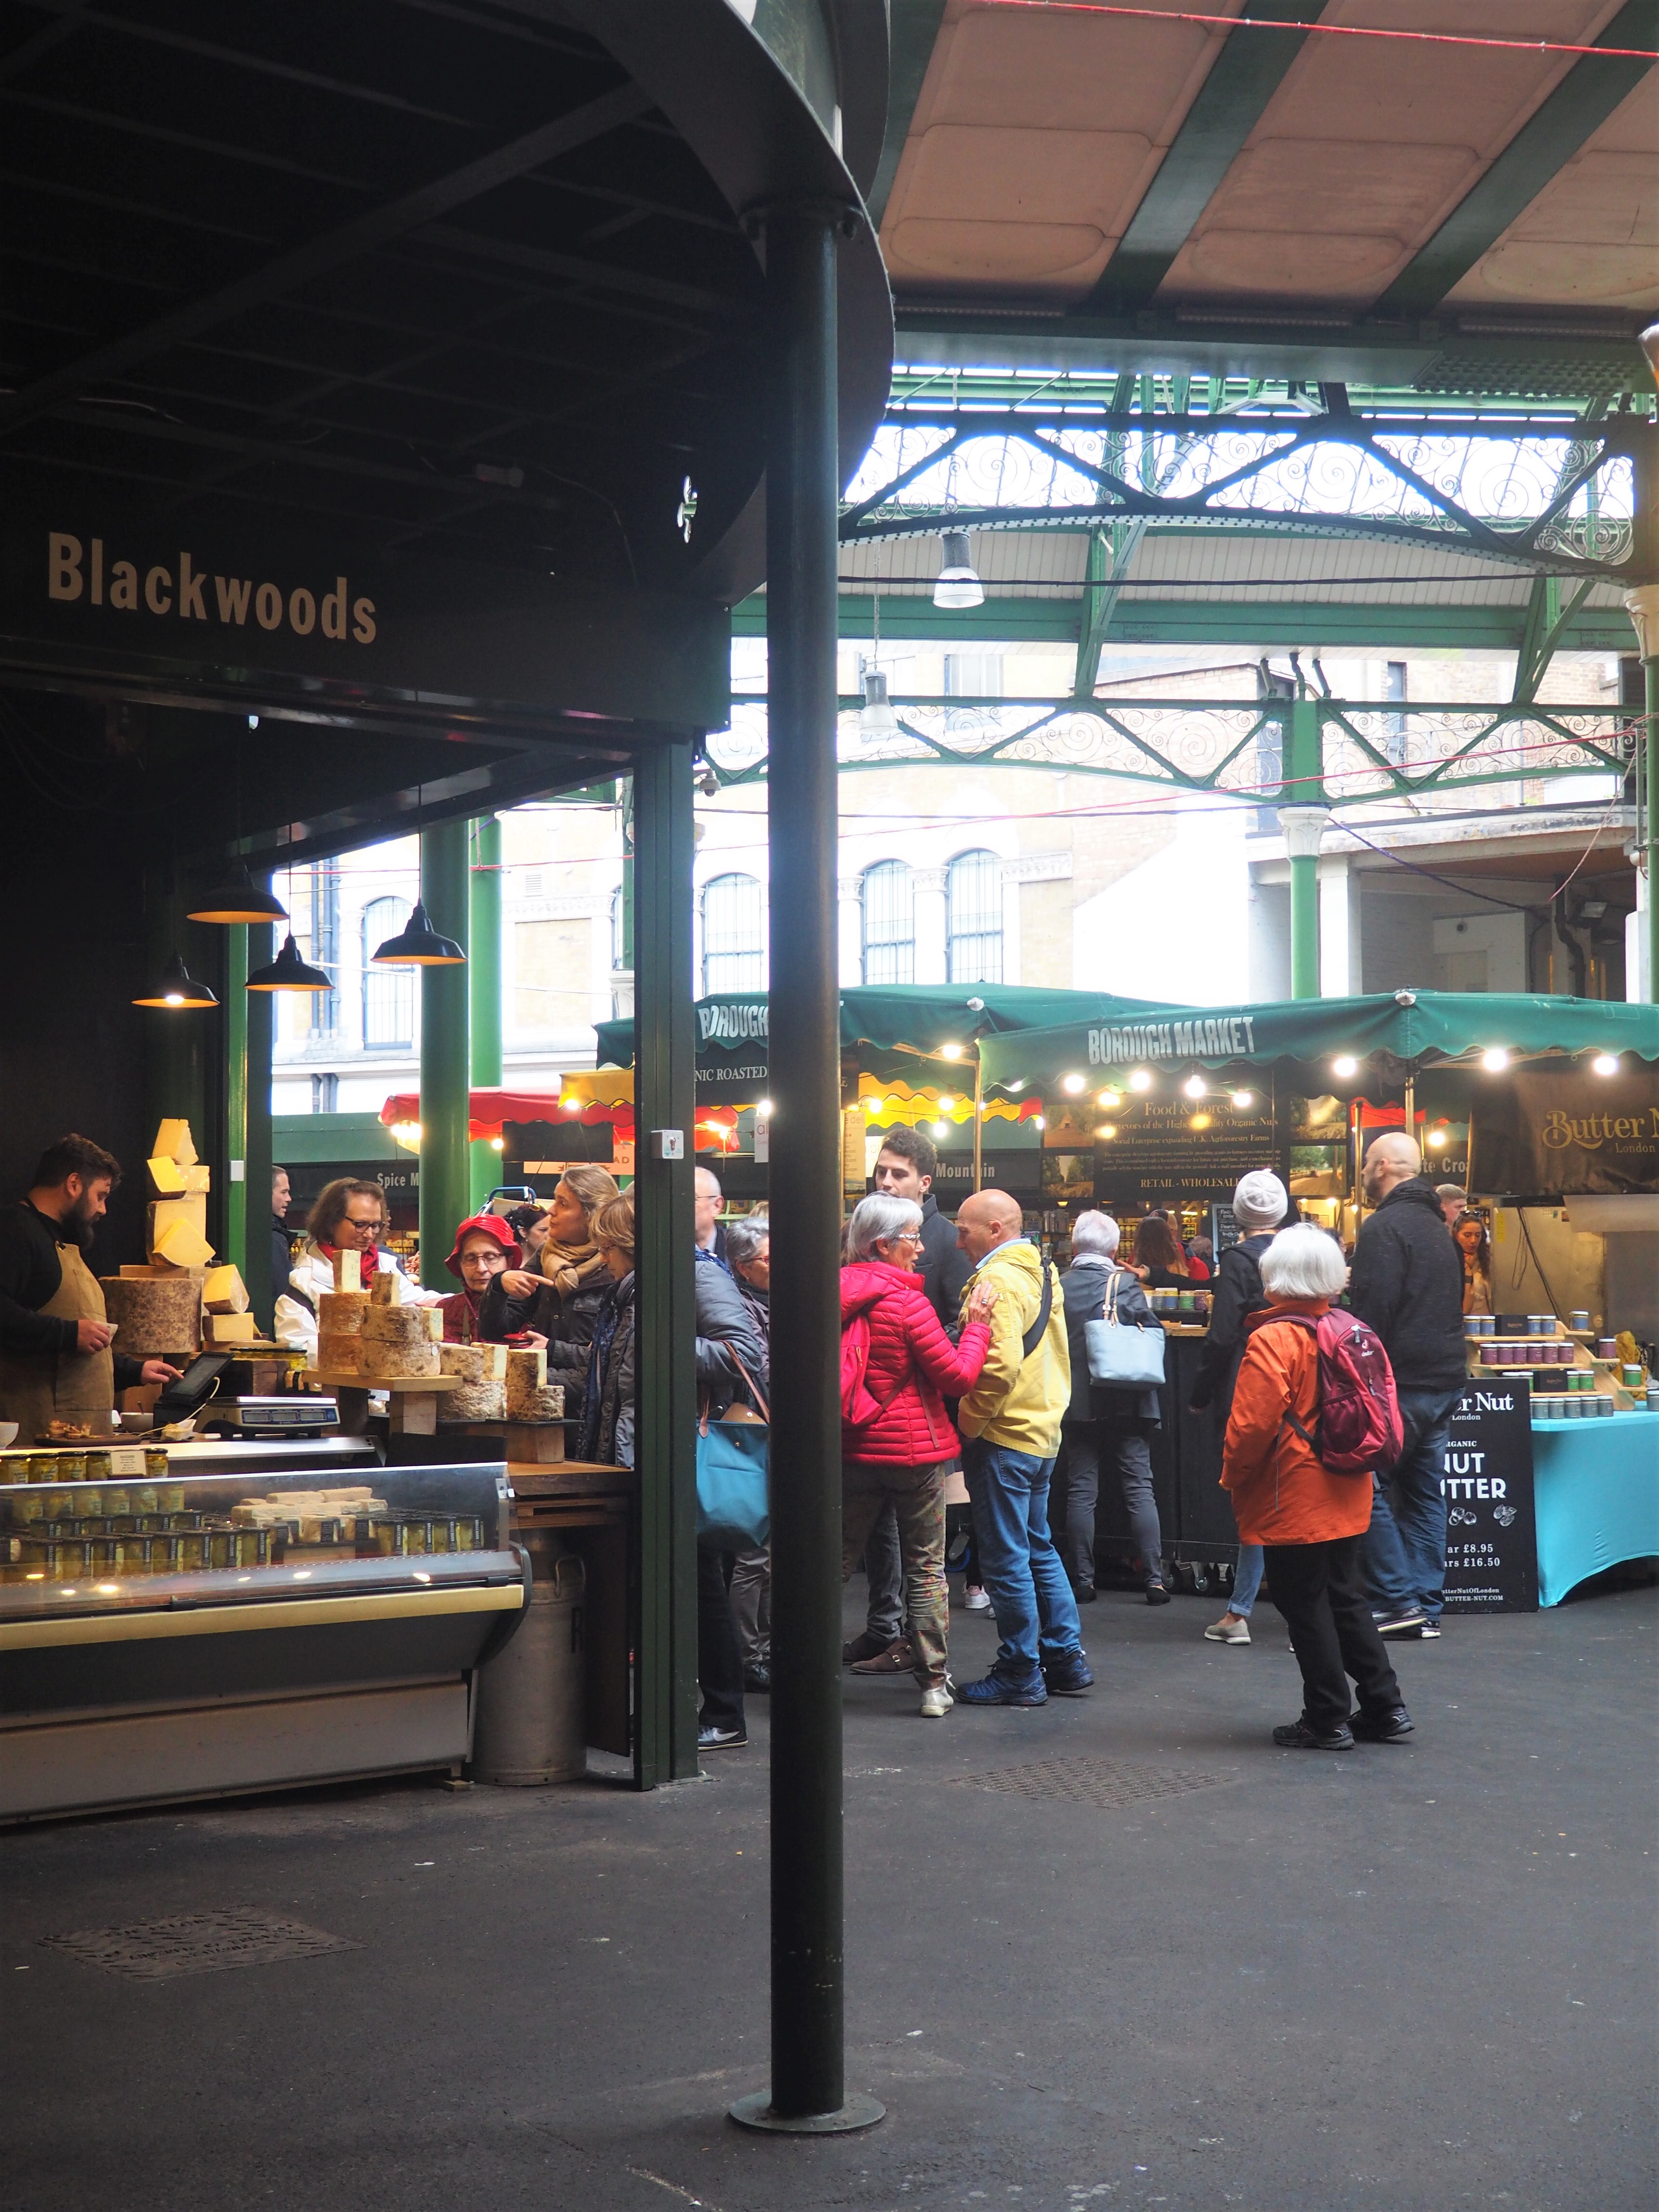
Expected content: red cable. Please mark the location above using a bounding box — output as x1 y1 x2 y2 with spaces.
972 1 1659 63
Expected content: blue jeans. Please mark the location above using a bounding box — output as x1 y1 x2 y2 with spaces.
1362 1383 1461 1624
962 1438 1082 1681
1230 1541 1264 1617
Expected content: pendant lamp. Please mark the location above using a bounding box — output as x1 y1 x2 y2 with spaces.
188 859 289 926
246 934 334 992
133 953 218 1009
933 528 984 610
371 901 465 965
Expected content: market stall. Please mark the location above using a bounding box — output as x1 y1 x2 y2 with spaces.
980 991 1659 1609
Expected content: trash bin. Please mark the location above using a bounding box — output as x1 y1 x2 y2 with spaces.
471 1551 586 1784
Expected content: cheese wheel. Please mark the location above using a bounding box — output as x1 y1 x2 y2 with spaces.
439 1379 507 1422
362 1304 429 1345
317 1332 363 1373
439 1343 486 1381
360 1337 440 1379
318 1290 369 1336
509 1382 565 1423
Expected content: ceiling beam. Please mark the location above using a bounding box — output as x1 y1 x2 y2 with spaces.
1070 0 1320 318
866 0 946 228
0 79 652 444
1372 0 1659 320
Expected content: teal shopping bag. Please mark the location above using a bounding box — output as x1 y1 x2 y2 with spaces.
695 1349 769 1550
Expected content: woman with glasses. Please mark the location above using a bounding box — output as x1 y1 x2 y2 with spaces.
840 1192 999 1718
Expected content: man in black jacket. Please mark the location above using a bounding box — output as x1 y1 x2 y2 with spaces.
1349 1132 1467 1640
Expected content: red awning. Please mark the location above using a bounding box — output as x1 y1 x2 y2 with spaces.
379 1088 566 1143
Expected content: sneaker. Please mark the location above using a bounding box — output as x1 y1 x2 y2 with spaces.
957 1671 1047 1708
1071 1581 1097 1604
1350 1705 1414 1743
850 1638 913 1675
1272 1719 1355 1751
697 1725 747 1752
918 1683 953 1719
1374 1609 1427 1638
963 1586 992 1614
742 1665 771 1695
1204 1613 1251 1645
1040 1651 1094 1696
842 1629 893 1664
1418 1619 1442 1640
1145 1582 1173 1607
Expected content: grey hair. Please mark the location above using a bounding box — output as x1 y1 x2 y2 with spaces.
1259 1222 1348 1302
723 1212 769 1268
847 1192 923 1261
1069 1210 1120 1258
1232 1169 1288 1232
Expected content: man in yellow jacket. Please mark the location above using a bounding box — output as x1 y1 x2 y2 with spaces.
952 1190 1089 1706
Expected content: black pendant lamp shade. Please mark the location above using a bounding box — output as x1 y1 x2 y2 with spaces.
133 952 218 1009
371 900 466 965
188 860 289 926
246 934 335 992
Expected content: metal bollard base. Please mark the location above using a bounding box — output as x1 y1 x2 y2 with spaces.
728 2090 886 2135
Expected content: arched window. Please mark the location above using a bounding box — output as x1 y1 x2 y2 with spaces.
861 861 914 985
362 896 414 1049
701 873 765 994
946 850 1002 984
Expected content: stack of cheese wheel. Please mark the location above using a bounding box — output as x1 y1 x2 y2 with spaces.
436 1341 507 1421
505 1344 565 1423
317 1290 370 1373
360 1300 441 1378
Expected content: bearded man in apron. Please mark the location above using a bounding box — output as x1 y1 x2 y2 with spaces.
0 1134 181 1437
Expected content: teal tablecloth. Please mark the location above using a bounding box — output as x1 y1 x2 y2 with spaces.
1531 1411 1659 1607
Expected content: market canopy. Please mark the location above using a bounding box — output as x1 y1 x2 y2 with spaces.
978 992 1659 1096
379 1089 566 1144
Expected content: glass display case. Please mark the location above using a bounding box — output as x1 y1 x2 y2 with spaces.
0 1457 524 1827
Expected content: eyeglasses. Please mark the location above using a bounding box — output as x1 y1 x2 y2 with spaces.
886 1231 924 1248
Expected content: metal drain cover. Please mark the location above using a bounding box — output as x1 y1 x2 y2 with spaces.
949 1755 1237 1807
41 1910 361 1981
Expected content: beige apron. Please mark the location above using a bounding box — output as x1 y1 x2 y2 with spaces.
0 1237 116 1441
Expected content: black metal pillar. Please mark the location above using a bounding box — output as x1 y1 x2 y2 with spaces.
632 745 701 1787
242 915 275 1335
729 201 882 2139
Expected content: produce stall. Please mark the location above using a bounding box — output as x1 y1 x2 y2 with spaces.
982 992 1659 1610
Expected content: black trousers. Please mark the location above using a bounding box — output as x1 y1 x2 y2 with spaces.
697 1542 745 1733
1267 1534 1402 1734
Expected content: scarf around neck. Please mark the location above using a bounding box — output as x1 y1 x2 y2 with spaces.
541 1237 608 1298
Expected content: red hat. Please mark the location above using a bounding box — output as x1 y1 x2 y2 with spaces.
445 1213 522 1279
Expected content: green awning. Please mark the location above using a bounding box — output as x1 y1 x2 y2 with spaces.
977 991 1659 1094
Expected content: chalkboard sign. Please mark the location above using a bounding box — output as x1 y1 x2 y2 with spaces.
1440 1382 1538 1612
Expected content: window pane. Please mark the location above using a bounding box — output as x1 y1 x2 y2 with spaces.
947 850 1002 984
861 861 914 985
702 873 766 994
362 897 414 1048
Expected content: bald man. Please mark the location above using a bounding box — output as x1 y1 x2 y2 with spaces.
951 1190 1087 1706
1350 1131 1467 1640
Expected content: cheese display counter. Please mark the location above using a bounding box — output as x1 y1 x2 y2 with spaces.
0 1455 525 1825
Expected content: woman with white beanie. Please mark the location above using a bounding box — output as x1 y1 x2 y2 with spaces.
1190 1168 1288 1644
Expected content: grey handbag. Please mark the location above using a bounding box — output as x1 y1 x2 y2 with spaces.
1084 1266 1167 1389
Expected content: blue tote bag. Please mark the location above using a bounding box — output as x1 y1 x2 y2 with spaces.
695 1350 770 1550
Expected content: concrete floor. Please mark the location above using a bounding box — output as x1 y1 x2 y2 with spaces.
1 1577 1653 2212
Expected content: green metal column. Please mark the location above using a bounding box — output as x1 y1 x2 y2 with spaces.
243 916 275 1334
469 815 503 1211
225 924 249 1281
419 821 470 1287
1648 650 1659 1005
729 200 881 2141
1281 697 1326 1001
631 746 698 1788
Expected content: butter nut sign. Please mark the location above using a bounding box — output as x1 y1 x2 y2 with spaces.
48 532 376 643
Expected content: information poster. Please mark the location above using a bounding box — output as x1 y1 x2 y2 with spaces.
1470 1066 1659 1196
1439 1382 1537 1612
1093 1093 1276 1207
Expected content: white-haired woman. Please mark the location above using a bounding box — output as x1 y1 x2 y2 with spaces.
840 1192 998 1718
1057 1212 1170 1604
1191 1169 1288 1646
1221 1225 1410 1750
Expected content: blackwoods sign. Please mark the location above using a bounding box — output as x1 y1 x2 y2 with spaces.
48 532 377 644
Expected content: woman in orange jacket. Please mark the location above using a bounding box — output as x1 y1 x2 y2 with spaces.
1221 1226 1412 1752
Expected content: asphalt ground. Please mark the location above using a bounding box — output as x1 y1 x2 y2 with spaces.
0 1574 1652 2212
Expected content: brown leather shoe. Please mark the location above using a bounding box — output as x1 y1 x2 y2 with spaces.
842 1629 892 1665
850 1637 914 1675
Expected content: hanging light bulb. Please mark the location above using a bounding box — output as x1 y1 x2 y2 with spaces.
245 934 334 992
933 528 983 610
187 859 289 926
859 665 898 739
371 901 465 965
133 952 217 1008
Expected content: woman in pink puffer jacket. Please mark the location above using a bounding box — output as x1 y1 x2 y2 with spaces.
840 1193 998 1718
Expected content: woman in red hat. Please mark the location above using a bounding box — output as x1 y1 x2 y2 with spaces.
437 1214 522 1342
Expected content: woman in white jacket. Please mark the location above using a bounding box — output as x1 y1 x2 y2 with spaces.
275 1177 440 1359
